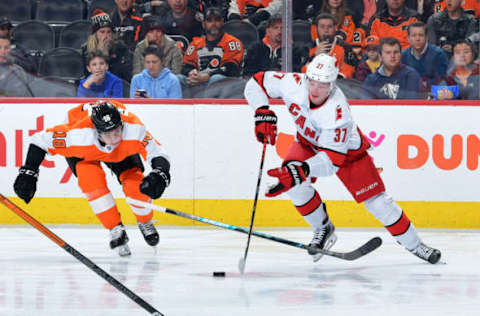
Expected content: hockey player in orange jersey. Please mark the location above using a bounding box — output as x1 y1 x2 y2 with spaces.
13 100 171 257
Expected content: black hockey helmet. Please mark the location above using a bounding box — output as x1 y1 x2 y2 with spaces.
91 101 122 133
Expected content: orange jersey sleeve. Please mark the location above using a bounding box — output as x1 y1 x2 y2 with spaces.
218 33 244 67
183 37 204 69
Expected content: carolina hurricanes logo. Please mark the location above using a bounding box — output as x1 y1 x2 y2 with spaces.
336 105 342 121
210 58 220 67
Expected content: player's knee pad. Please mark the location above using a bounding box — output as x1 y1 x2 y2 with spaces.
364 192 402 226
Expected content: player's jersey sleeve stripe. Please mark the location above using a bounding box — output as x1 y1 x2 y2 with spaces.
253 72 270 98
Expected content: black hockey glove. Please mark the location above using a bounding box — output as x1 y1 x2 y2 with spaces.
13 166 39 204
140 168 170 199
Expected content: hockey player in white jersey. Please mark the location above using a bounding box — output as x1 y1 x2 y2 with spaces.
244 54 441 264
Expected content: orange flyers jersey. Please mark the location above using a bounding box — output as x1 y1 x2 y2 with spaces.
31 102 168 165
369 13 418 49
433 0 479 17
310 15 356 45
183 32 244 72
245 71 368 166
229 0 276 18
306 43 356 78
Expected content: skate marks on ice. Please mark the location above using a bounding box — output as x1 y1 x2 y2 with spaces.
0 227 479 316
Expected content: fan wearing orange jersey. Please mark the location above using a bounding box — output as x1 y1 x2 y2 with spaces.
180 7 244 87
13 101 170 257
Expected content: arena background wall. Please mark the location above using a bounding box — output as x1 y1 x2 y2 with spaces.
0 98 479 228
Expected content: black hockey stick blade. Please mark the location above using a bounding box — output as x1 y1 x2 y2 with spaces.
127 198 383 261
307 236 382 261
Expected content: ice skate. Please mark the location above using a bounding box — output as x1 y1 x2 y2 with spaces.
138 220 159 246
110 224 131 257
410 242 441 264
307 220 337 262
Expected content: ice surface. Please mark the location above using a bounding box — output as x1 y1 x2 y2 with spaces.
0 226 478 316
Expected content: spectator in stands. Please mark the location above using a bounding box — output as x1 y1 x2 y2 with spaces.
227 0 282 26
346 0 377 27
432 0 479 17
318 0 356 44
355 35 381 81
130 44 182 98
179 7 244 87
163 0 203 41
426 0 477 58
77 50 123 98
133 15 183 76
443 40 479 99
0 17 36 74
243 14 282 76
111 0 144 51
82 10 133 82
363 37 421 99
368 0 420 49
304 13 358 79
401 21 448 95
0 35 33 97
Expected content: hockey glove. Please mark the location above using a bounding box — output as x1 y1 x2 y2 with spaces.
140 168 170 199
266 161 310 197
254 107 277 145
13 166 39 204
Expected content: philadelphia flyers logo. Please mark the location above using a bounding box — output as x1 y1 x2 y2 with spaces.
210 58 220 67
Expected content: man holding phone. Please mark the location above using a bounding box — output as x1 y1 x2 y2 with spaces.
303 13 358 79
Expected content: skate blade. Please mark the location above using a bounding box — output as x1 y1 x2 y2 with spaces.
312 234 338 263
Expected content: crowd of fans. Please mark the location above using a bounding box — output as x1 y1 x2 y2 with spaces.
0 0 479 99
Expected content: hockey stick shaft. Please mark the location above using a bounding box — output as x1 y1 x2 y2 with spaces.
126 198 382 261
239 141 267 273
0 194 163 316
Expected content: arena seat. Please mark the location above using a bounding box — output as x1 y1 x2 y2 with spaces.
59 20 91 50
38 47 85 83
223 20 260 50
12 20 55 53
292 20 313 47
35 0 85 23
0 0 32 23
29 76 77 97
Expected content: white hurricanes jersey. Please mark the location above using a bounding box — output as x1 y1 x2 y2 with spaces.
244 71 365 166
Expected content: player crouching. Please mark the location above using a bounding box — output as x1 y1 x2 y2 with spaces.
244 54 441 264
13 101 170 257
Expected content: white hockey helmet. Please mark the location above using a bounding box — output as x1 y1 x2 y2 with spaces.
305 54 339 91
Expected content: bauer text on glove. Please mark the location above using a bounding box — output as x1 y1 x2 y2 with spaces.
254 107 277 145
266 161 310 197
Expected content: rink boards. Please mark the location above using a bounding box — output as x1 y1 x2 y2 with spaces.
0 98 479 228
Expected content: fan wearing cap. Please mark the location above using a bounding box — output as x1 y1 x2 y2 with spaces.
243 54 442 265
180 7 244 87
13 100 171 257
82 10 133 82
354 35 381 81
132 14 183 76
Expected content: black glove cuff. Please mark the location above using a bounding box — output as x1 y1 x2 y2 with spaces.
24 144 46 170
254 109 277 125
151 156 170 173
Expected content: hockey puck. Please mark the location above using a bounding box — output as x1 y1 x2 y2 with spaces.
213 271 226 277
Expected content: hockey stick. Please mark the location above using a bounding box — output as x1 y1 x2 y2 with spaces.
238 140 267 274
127 198 382 261
0 194 163 316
